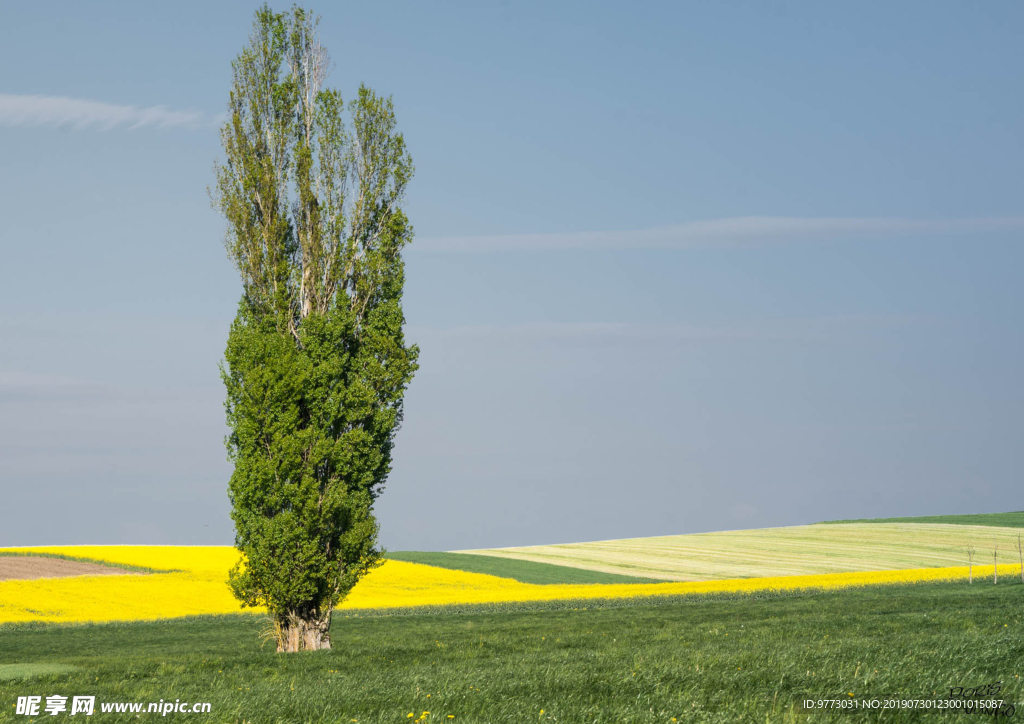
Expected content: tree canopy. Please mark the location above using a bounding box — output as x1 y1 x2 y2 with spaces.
212 4 418 652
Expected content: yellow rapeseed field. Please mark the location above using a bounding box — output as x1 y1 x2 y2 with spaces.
0 546 243 625
0 546 1015 625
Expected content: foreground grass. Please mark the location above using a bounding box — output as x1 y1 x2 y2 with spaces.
1 581 1021 723
385 551 661 584
0 664 77 682
820 511 1024 529
462 522 1024 580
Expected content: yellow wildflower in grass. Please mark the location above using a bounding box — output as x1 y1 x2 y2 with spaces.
0 546 1017 624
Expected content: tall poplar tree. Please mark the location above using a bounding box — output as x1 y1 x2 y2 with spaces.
212 5 418 652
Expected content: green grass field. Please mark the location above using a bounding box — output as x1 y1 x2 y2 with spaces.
0 664 78 682
385 551 661 584
461 522 1024 581
820 511 1024 528
1 580 1020 723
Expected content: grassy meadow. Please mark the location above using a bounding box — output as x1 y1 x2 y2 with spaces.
2 580 1022 723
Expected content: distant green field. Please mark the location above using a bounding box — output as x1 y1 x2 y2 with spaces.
386 551 660 584
1 580 1020 722
820 511 1024 528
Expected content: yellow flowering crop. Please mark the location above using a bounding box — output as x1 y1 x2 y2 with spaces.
0 546 245 624
0 545 1014 625
339 559 1017 610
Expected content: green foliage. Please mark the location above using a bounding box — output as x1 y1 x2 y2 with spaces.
820 511 1024 528
212 5 417 639
2 582 1022 722
386 551 663 584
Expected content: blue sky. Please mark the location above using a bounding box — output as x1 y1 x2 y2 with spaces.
1 1 1022 550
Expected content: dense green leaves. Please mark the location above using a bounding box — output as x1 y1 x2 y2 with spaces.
213 5 418 646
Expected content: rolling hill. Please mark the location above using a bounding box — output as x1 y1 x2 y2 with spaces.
458 517 1024 581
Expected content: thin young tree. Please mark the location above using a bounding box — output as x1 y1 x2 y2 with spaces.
994 541 998 585
212 5 418 652
967 544 975 584
1016 534 1023 584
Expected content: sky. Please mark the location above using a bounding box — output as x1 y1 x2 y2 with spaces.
1 1 1022 551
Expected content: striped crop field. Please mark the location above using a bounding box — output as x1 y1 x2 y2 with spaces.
459 522 1024 581
1 544 1015 625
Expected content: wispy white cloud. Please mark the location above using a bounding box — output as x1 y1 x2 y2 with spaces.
415 216 1024 252
412 322 788 342
0 93 212 131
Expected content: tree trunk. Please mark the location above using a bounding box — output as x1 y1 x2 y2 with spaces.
277 612 331 653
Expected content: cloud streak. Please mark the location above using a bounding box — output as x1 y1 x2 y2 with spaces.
0 93 212 131
415 216 1024 252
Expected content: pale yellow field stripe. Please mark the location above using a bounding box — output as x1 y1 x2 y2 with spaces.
458 523 1024 581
